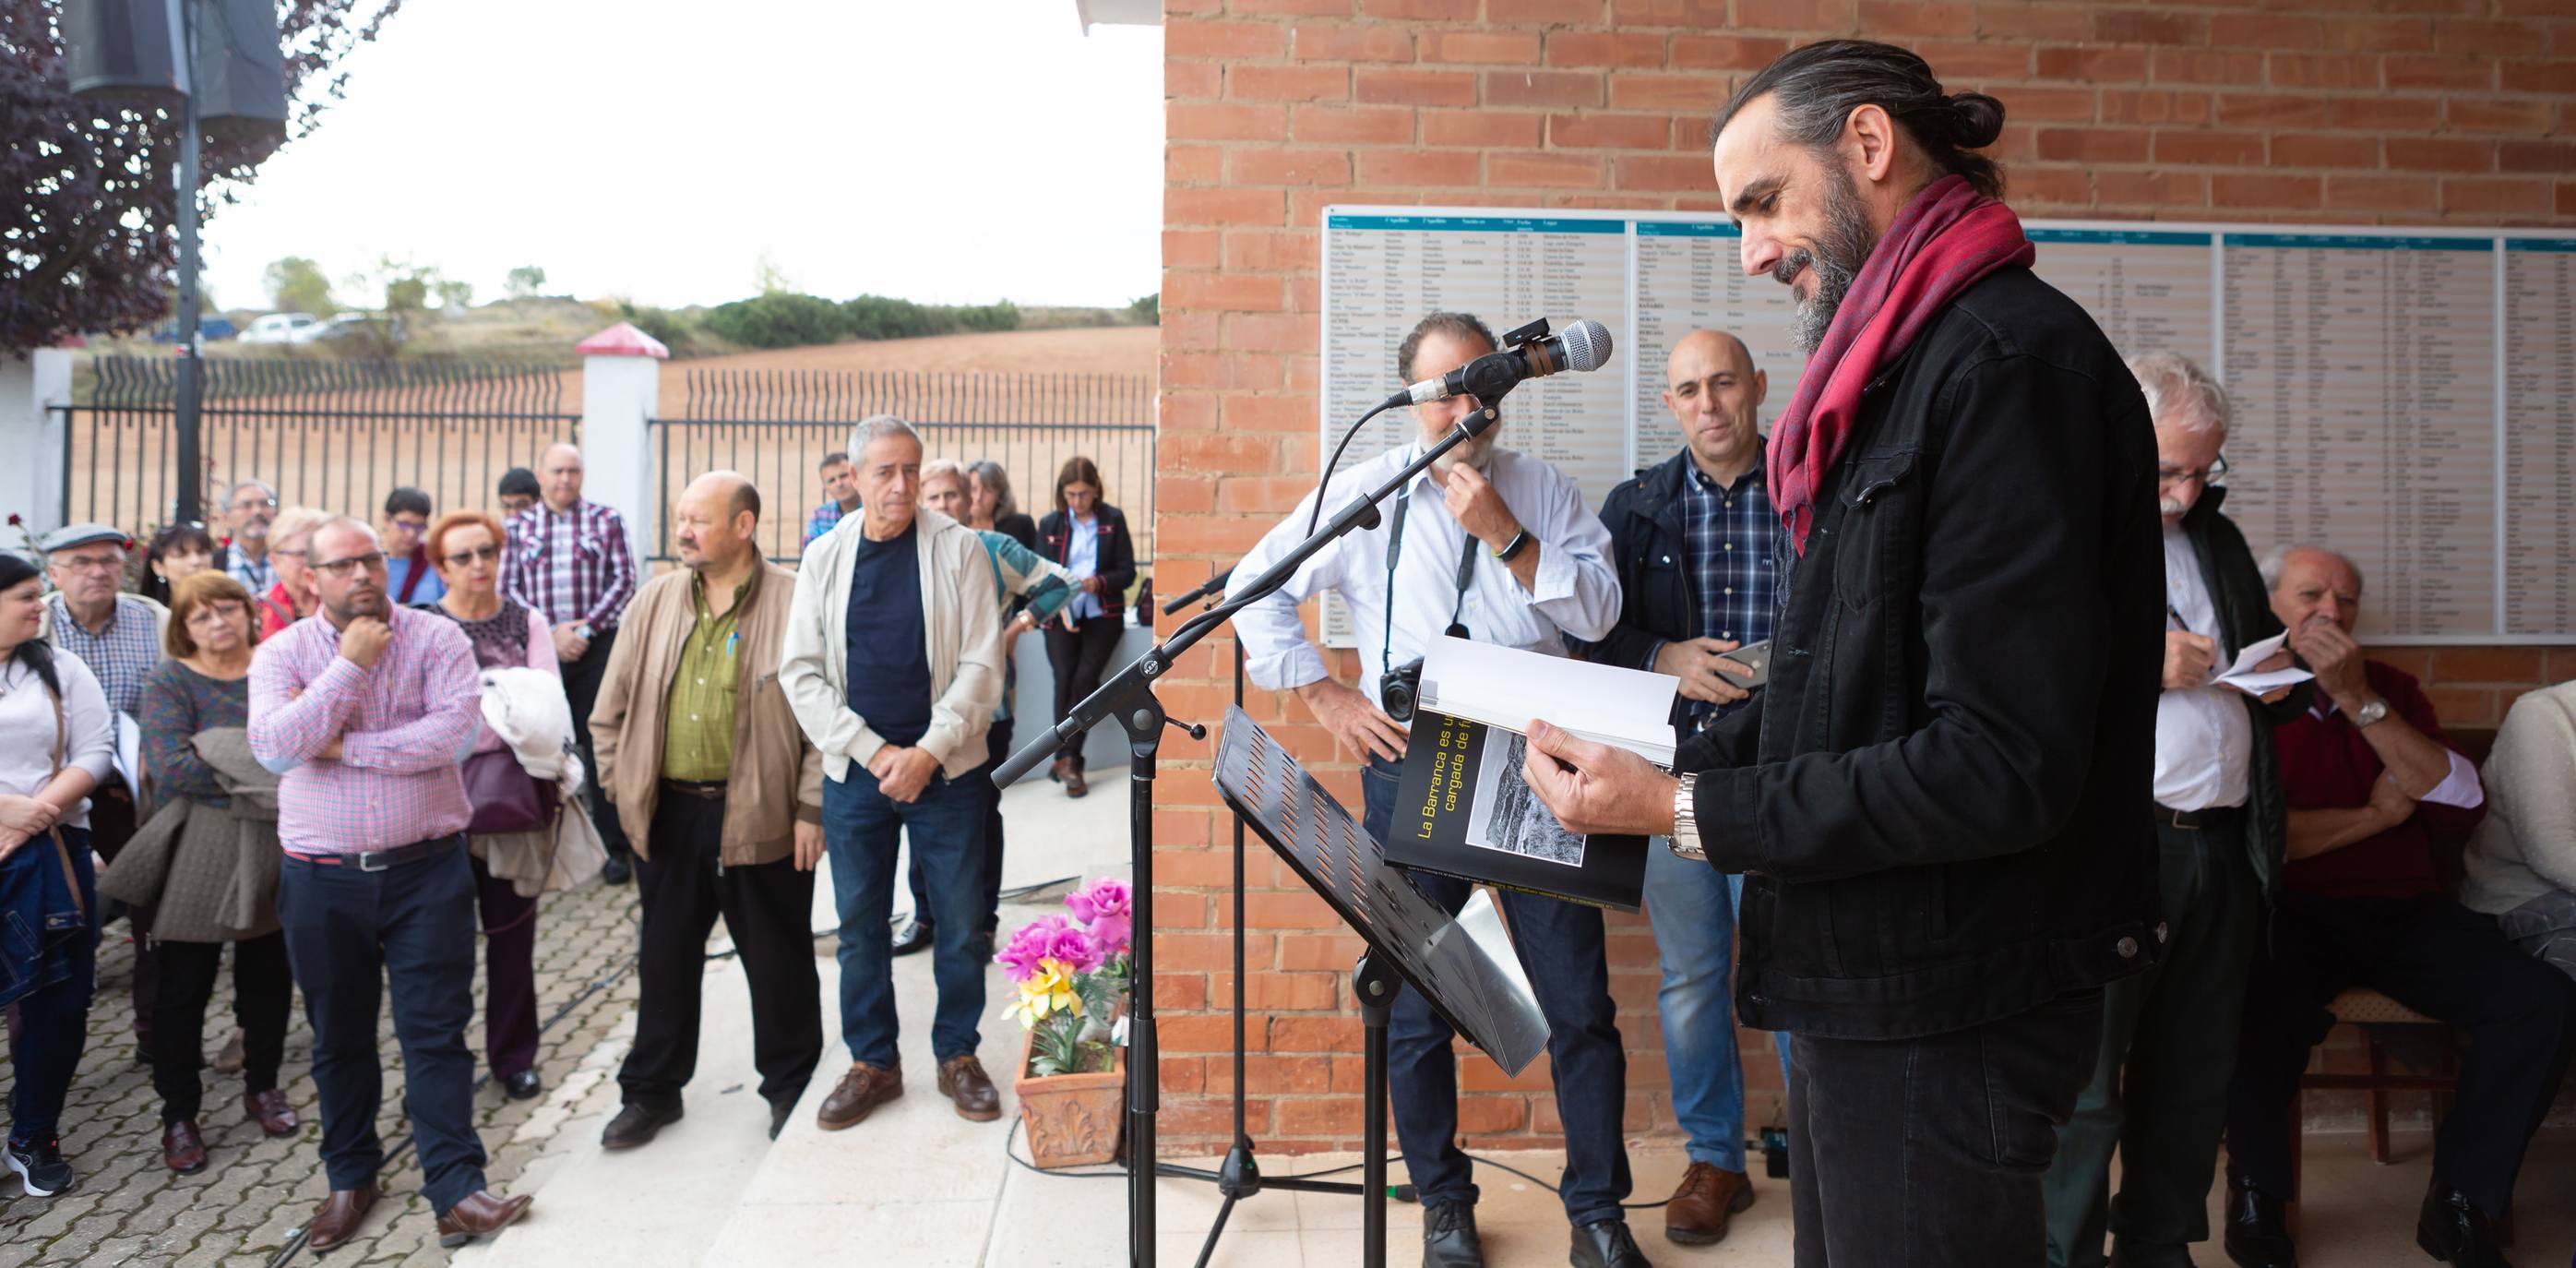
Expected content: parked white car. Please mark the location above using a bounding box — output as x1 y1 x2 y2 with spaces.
239 312 320 344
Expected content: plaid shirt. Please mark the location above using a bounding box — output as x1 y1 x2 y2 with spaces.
501 498 638 633
43 592 161 717
221 542 276 595
1678 453 1780 726
247 605 482 854
804 500 847 548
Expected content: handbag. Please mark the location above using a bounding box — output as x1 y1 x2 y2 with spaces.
462 748 557 835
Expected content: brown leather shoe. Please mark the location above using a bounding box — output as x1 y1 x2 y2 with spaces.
435 1190 531 1248
244 1088 300 1138
305 1185 378 1251
1664 1160 1755 1246
1064 766 1089 798
1048 756 1072 784
161 1119 208 1175
936 1054 1002 1121
814 1060 902 1130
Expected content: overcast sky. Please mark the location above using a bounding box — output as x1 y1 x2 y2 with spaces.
200 1 1163 313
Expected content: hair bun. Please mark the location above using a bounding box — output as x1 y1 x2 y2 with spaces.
1946 91 2005 148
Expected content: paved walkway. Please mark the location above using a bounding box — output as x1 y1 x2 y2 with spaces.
0 871 645 1268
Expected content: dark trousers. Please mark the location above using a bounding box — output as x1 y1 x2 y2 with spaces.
1044 617 1123 771
277 839 487 1213
621 791 823 1114
89 780 157 1050
1359 758 1631 1226
6 828 95 1147
2224 890 2576 1218
1790 990 2104 1268
558 624 631 857
824 766 988 1066
152 932 293 1124
906 715 1011 936
471 854 540 1080
2045 816 2260 1267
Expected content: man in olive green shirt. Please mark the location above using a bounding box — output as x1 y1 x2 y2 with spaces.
588 472 827 1149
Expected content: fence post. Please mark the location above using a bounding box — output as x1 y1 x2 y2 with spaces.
576 323 668 558
0 347 74 539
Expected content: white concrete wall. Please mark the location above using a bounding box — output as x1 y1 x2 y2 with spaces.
0 349 73 539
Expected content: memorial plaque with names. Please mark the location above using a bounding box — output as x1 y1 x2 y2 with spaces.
2222 233 2497 640
1320 206 2576 643
2504 237 2576 638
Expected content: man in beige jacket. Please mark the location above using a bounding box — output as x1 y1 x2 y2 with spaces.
589 471 825 1148
782 415 1005 1131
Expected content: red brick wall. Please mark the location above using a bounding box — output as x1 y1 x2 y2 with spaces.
1152 1 2576 1157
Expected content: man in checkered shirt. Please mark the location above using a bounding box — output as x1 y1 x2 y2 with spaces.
1569 329 1787 1249
500 442 639 880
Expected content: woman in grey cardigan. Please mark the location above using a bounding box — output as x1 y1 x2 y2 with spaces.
130 572 298 1174
2461 679 2576 981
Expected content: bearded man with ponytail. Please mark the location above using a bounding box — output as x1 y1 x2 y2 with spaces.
1520 41 2164 1267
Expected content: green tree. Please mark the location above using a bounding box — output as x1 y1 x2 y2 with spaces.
434 279 472 310
1129 293 1159 324
504 265 546 301
264 256 337 316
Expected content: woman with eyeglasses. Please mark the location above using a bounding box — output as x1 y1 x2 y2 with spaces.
1036 457 1135 799
423 510 560 1101
142 523 220 609
0 552 115 1199
125 571 299 1173
258 507 331 638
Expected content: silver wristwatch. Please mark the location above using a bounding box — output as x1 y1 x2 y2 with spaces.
2353 697 2391 729
1668 772 1704 860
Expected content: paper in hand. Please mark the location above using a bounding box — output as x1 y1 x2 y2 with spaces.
2211 631 2312 697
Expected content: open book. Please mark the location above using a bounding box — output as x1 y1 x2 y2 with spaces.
1382 639 1683 911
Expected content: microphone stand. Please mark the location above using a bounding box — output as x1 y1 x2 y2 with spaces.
995 406 1503 1268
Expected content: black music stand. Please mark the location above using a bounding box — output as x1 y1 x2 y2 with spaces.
1211 705 1548 1267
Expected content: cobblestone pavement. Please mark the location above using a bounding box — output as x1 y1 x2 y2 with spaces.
2 877 648 1268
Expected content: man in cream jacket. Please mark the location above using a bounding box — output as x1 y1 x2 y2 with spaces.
781 415 1007 1131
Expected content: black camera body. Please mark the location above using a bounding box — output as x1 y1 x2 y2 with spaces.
1379 657 1426 724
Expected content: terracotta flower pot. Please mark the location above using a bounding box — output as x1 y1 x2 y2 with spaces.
1017 1027 1127 1169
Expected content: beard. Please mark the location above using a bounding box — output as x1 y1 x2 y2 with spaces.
1778 164 1879 356
2159 496 2189 519
1430 427 1497 477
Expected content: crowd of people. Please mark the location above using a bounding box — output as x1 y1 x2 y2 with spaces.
0 436 1127 1250
6 35 2574 1268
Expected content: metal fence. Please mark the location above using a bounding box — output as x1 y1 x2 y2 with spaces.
58 357 578 536
650 368 1156 565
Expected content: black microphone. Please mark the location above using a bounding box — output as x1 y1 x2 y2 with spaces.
1385 318 1614 409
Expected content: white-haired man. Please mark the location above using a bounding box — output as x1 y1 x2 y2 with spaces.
781 416 1007 1132
2040 354 2302 1268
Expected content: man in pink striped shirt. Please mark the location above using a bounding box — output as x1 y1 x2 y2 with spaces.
248 518 532 1250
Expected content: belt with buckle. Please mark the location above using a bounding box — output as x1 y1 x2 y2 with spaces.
283 834 464 872
661 778 728 801
2154 804 2241 831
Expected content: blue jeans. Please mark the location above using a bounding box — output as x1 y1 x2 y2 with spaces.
6 827 95 1148
825 765 989 1066
1362 757 1631 1226
277 839 486 1213
1646 844 1797 1171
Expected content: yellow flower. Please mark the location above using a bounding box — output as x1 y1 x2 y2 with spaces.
1004 958 1084 1030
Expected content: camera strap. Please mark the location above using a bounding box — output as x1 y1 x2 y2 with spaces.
1379 480 1478 678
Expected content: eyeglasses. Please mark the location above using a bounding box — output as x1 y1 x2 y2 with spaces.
231 496 278 512
311 551 388 578
53 555 125 574
270 547 307 560
441 544 501 568
2157 455 2229 486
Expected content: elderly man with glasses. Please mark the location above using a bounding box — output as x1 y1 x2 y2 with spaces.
2039 355 2305 1268
39 523 173 1056
217 480 280 594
